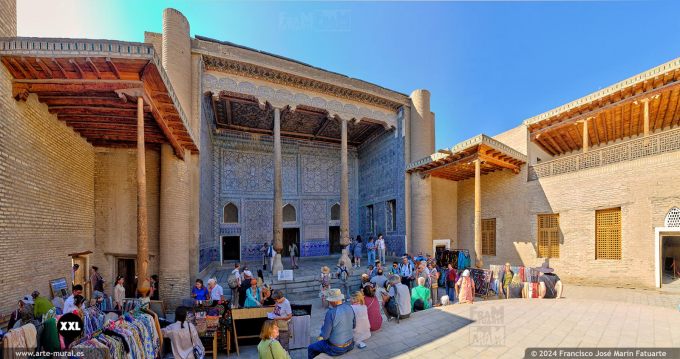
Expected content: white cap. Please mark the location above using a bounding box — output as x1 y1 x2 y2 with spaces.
462 269 470 277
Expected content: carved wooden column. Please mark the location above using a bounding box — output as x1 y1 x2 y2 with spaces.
582 119 589 153
339 117 352 267
474 158 483 268
136 96 150 294
272 107 284 275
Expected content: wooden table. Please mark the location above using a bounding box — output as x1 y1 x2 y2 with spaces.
230 306 274 356
199 331 219 359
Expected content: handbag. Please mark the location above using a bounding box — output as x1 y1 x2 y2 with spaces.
189 323 205 359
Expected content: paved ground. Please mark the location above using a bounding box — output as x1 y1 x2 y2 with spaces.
216 284 680 359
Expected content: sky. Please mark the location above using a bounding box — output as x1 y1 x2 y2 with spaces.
17 0 680 149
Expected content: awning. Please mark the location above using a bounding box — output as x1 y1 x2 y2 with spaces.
406 134 527 181
0 37 198 158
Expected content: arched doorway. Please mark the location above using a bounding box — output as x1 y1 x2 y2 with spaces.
655 207 680 288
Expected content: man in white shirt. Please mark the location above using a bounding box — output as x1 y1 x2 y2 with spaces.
62 284 83 314
376 234 386 264
207 278 224 304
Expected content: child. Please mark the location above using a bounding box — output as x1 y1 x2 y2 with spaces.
318 266 332 308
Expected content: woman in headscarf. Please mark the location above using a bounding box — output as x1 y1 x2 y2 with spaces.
455 269 475 304
244 279 262 308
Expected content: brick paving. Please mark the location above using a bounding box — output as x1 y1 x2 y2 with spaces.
218 285 680 359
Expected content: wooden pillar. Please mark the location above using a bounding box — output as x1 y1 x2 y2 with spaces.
136 96 150 294
643 98 650 138
339 117 351 267
582 119 589 153
474 158 483 268
272 107 284 275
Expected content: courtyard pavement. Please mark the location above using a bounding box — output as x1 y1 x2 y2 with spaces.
216 284 680 359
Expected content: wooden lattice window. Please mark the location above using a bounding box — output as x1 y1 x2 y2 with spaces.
596 208 621 260
481 219 496 256
537 214 560 258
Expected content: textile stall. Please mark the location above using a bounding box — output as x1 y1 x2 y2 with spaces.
435 249 470 269
188 303 229 359
488 264 541 298
70 307 162 358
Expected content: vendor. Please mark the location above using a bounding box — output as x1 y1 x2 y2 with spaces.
207 278 224 305
191 279 209 304
7 296 34 330
268 290 292 350
244 279 263 308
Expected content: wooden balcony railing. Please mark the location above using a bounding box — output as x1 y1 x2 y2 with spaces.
529 127 680 180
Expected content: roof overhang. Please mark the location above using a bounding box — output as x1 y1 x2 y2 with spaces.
0 37 198 158
209 90 389 146
525 57 680 156
406 134 527 181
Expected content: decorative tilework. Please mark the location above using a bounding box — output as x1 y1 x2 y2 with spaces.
303 240 330 257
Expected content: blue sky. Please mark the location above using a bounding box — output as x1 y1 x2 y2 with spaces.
18 0 680 149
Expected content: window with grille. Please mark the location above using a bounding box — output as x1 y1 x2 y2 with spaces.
223 203 238 224
481 218 496 256
386 200 397 232
537 214 559 258
366 205 374 233
596 208 621 260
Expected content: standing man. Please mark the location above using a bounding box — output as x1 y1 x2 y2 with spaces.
261 242 270 271
398 256 415 289
229 263 242 308
307 289 355 358
207 278 224 305
89 266 105 300
267 242 275 273
366 237 376 268
63 284 83 314
289 241 299 269
376 234 386 265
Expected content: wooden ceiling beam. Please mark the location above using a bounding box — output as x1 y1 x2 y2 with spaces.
39 96 132 107
69 59 85 79
8 58 29 78
142 65 186 159
51 58 67 79
479 153 521 173
86 57 102 79
19 57 40 79
13 80 144 94
35 59 53 78
105 57 121 79
529 80 680 140
48 106 144 117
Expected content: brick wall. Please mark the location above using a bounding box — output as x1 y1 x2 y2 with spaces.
431 176 457 248
0 0 16 37
92 148 160 293
0 65 95 315
456 144 680 288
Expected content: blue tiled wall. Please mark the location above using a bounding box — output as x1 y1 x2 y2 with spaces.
199 97 405 268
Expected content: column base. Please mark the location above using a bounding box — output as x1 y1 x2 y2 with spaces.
272 253 284 276
339 248 352 269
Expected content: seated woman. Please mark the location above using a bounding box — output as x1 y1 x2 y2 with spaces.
257 320 290 359
244 279 263 308
350 291 371 349
191 279 209 304
410 277 431 311
261 286 276 306
362 286 382 332
162 306 205 359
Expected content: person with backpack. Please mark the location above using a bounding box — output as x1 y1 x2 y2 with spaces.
162 306 205 359
229 263 242 308
336 261 351 300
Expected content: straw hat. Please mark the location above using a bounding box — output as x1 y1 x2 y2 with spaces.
325 288 344 302
321 266 330 274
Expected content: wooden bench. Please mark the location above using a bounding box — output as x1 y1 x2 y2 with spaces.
230 306 274 356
